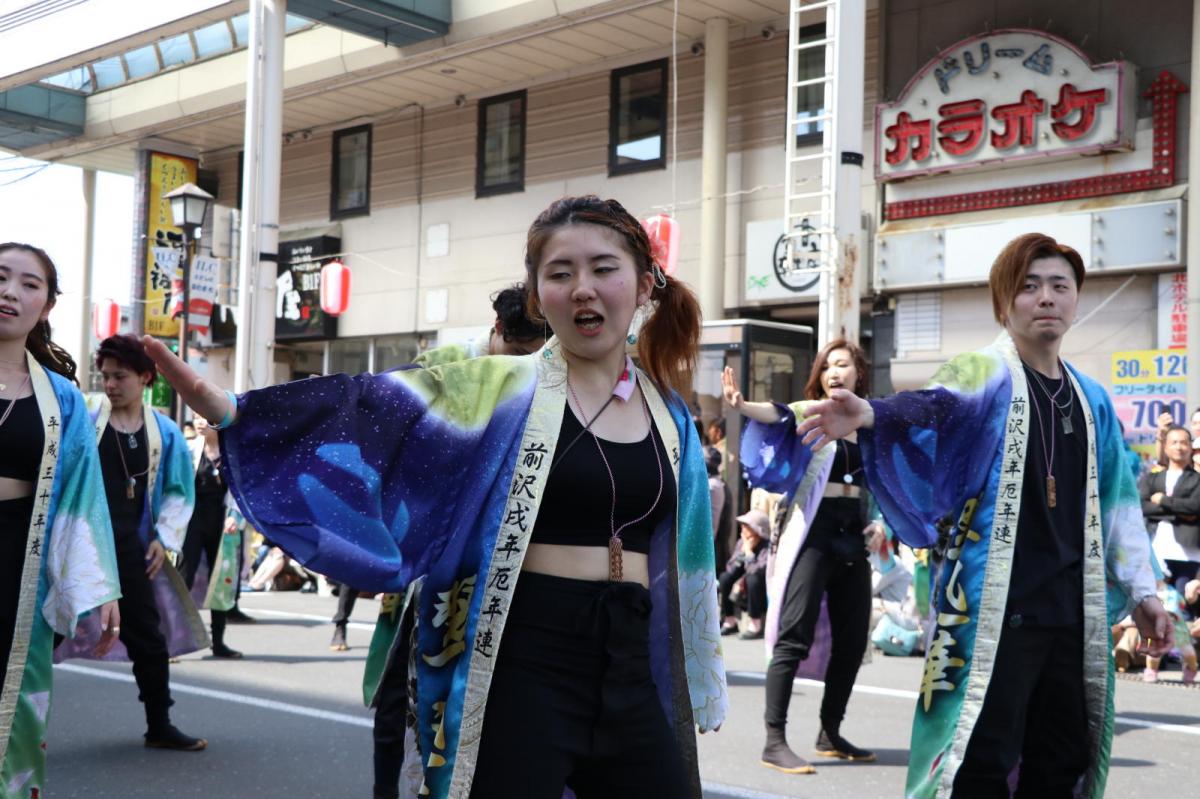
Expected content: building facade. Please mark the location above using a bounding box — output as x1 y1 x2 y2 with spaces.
0 0 1193 453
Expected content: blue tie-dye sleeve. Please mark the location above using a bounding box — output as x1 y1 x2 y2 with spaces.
858 353 1008 549
220 361 534 593
740 401 817 500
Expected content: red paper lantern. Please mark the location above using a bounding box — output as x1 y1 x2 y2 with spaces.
320 260 351 316
92 298 120 340
641 214 680 276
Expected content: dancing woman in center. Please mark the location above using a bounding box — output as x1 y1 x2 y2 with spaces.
724 339 883 774
147 196 727 799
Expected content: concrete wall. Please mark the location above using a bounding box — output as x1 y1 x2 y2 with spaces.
202 14 884 340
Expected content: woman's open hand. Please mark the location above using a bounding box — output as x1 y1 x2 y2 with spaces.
142 336 232 424
721 366 743 410
796 389 874 450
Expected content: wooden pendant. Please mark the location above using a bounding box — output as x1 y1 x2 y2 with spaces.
608 536 624 582
1047 475 1057 508
126 477 136 500
1061 415 1073 436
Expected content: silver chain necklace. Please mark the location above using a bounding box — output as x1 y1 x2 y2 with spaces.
1025 361 1075 435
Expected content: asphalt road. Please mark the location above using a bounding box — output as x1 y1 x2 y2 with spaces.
44 591 1200 797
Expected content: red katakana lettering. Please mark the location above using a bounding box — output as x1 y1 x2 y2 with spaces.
1051 83 1108 141
885 112 933 166
991 90 1045 149
937 99 986 156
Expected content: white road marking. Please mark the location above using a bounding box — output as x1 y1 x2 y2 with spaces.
234 606 376 631
55 663 797 799
726 670 1200 737
702 783 796 799
54 663 373 728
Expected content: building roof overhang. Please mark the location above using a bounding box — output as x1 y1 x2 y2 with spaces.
2 0 790 175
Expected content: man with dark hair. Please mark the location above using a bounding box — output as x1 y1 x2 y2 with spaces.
58 334 207 750
488 283 548 353
794 233 1170 797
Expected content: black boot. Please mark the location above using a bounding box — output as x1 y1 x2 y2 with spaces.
761 725 816 774
210 612 243 659
225 604 257 624
144 704 207 751
815 724 875 761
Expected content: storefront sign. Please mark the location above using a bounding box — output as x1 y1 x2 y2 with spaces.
188 255 220 335
1111 348 1188 455
876 30 1135 182
143 152 198 337
277 235 340 341
743 218 821 304
1158 272 1187 350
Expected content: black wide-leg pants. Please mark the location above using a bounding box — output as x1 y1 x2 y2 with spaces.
469 571 688 799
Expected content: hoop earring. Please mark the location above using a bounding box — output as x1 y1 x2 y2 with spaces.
651 263 668 289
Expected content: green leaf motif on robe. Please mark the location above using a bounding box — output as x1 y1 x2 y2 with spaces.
399 356 536 430
929 352 999 393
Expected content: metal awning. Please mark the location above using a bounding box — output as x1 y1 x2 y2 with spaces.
0 84 84 150
288 0 450 46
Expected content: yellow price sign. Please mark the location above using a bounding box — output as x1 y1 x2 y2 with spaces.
1111 349 1187 385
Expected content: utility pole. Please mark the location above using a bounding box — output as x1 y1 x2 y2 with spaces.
235 0 285 393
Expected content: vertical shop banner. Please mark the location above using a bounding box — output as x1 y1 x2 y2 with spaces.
143 152 198 337
1157 272 1187 350
1111 349 1188 456
188 256 220 335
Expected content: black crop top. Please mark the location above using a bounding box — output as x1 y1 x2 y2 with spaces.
0 396 44 482
529 406 676 554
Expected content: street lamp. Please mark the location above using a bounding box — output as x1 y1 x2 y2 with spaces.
163 182 214 426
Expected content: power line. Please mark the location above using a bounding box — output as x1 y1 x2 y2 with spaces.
0 164 50 187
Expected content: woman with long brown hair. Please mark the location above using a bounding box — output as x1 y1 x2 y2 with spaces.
723 339 882 774
144 196 726 799
0 242 121 797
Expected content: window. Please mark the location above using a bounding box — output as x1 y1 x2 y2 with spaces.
373 334 423 371
328 338 370 375
795 24 828 144
895 292 941 357
123 45 160 80
476 91 526 197
609 59 667 176
331 125 371 219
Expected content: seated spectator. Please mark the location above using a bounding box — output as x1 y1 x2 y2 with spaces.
1114 583 1197 684
243 546 316 592
719 509 770 640
1112 616 1146 673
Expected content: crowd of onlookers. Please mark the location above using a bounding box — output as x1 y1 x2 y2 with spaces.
1114 409 1200 683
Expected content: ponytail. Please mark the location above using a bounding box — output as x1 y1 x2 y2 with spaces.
27 320 79 385
638 273 700 397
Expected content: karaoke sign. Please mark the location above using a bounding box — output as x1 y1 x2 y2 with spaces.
876 29 1136 181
